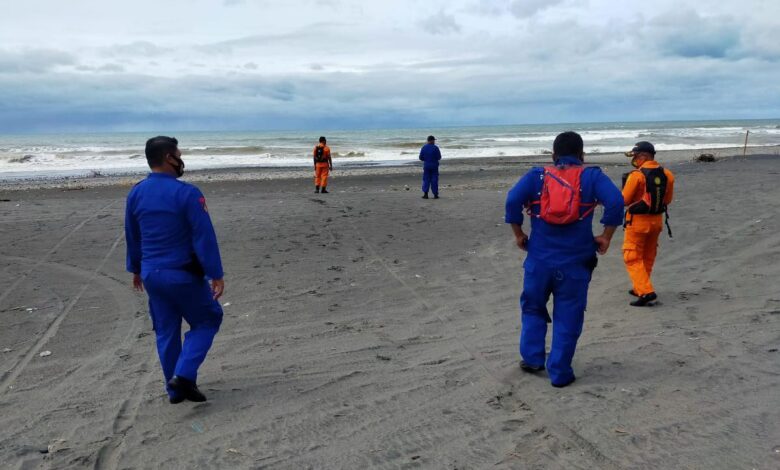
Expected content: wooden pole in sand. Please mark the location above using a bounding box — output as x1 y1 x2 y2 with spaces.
743 130 749 157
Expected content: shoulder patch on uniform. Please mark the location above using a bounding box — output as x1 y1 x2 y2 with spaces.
199 196 208 212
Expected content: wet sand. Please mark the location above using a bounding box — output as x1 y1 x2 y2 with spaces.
1 153 779 469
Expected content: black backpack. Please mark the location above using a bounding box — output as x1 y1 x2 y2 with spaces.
622 167 673 236
314 145 327 163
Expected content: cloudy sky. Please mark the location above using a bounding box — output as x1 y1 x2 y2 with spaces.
1 0 779 132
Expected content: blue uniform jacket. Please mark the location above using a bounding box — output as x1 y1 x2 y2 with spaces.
419 143 442 169
125 173 224 280
505 156 623 268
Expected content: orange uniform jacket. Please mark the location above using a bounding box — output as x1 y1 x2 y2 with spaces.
313 144 332 188
622 160 675 296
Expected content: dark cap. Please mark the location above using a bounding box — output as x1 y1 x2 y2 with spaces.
627 141 655 156
427 135 436 142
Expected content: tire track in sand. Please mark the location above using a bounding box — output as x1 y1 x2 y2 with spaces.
0 231 123 396
346 198 620 470
0 201 117 309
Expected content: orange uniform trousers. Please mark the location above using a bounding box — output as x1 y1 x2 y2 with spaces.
314 163 330 188
623 214 664 296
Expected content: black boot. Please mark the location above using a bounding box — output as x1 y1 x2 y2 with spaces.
320 187 329 194
422 193 429 199
628 289 639 297
630 292 657 307
167 376 207 402
315 186 320 193
520 360 545 373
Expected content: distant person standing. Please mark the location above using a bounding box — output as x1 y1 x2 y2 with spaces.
313 136 333 194
419 135 441 199
622 141 675 307
505 131 623 387
125 136 225 403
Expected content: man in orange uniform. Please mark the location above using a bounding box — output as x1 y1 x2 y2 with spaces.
622 141 675 307
313 136 333 194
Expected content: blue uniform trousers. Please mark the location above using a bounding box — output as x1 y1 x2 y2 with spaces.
143 269 223 397
520 261 590 386
422 168 439 195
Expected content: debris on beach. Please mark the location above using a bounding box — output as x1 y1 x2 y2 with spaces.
376 354 391 361
2 348 12 353
47 439 68 454
222 302 231 307
695 153 716 162
39 350 52 357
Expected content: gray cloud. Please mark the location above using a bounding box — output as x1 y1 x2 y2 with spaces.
0 1 779 132
650 11 740 59
0 49 76 74
509 0 565 18
102 41 171 58
419 11 462 35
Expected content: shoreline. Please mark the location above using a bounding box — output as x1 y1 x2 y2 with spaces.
0 144 777 191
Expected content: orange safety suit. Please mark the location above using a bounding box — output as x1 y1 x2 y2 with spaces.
622 160 675 296
313 144 332 188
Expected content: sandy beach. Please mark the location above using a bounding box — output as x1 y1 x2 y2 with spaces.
1 151 779 469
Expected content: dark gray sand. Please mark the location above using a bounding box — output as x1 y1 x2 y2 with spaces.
1 154 779 469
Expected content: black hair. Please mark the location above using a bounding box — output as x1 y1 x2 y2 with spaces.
552 131 584 159
145 136 179 168
319 136 326 143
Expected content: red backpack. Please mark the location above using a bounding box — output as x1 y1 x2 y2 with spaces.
526 165 596 224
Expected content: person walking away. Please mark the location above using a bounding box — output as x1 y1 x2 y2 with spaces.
621 141 675 307
505 131 623 387
313 136 333 193
125 136 225 403
419 135 441 199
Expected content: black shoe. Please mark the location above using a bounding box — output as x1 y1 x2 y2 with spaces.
628 289 639 297
551 376 576 388
630 292 657 307
315 186 320 193
422 193 429 199
167 376 207 402
520 360 545 373
169 394 185 404
433 194 439 199
320 188 329 194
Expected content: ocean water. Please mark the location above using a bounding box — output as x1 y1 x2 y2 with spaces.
0 120 778 179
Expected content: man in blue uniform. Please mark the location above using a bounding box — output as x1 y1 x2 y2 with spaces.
505 131 623 387
419 135 442 199
125 136 225 403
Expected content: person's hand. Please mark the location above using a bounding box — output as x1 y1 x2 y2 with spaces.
594 235 610 254
211 278 225 300
515 233 529 251
132 273 144 292
594 226 617 255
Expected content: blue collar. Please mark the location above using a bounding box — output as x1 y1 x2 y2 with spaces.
554 155 583 166
148 172 177 179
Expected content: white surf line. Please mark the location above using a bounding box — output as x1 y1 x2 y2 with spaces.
0 232 123 396
0 200 117 309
